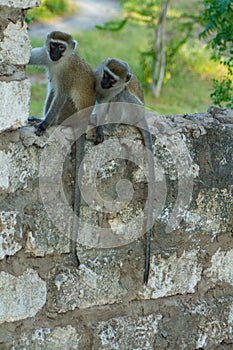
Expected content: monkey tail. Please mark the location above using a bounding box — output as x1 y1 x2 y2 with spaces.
144 229 151 284
72 134 85 266
142 127 155 285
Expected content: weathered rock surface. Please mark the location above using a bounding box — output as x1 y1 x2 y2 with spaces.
0 0 40 8
0 269 46 324
0 106 232 349
0 4 32 133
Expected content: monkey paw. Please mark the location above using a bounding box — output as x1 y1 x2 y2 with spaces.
35 123 46 136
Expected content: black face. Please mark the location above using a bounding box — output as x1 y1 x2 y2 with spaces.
49 42 66 61
101 71 117 89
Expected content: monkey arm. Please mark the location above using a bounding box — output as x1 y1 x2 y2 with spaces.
29 47 49 66
44 86 55 115
35 93 67 136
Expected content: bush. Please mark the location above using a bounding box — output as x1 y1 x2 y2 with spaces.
200 0 233 108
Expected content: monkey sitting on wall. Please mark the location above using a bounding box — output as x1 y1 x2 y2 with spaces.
28 30 96 135
91 58 144 143
28 31 96 262
92 58 155 285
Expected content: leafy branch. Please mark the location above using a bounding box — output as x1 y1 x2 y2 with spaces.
199 0 233 107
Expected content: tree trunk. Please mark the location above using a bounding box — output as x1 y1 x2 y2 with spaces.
152 0 170 97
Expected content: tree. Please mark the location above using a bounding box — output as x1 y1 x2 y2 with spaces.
152 0 170 96
97 0 195 97
200 0 233 108
122 0 171 96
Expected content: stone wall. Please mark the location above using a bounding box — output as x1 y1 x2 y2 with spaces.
0 0 40 133
0 1 233 349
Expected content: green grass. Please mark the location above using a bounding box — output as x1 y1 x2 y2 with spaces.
30 81 47 117
146 40 223 115
28 22 224 116
146 68 212 115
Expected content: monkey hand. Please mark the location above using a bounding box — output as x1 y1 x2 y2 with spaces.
35 122 47 136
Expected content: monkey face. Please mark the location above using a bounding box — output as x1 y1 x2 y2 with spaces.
101 70 117 89
101 65 132 90
49 42 66 61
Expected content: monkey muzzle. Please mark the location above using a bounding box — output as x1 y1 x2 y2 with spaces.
50 48 63 61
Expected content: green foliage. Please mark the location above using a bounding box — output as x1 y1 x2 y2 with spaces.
122 0 161 23
210 78 233 107
45 0 68 14
96 19 128 31
200 0 233 107
140 15 196 90
200 0 233 54
27 0 73 22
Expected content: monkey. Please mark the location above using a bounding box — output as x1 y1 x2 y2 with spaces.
28 30 96 134
28 31 96 263
91 58 144 142
92 58 155 285
94 58 144 103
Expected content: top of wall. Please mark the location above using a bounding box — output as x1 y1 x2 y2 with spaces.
1 0 40 9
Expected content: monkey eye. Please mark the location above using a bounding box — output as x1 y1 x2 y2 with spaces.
59 44 65 52
103 71 116 85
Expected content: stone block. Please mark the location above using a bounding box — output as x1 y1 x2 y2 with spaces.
48 262 127 313
24 204 71 257
0 79 31 133
0 151 10 190
93 314 162 350
142 250 202 299
0 135 37 192
204 248 233 285
11 326 85 350
0 211 22 260
0 269 46 323
0 21 31 65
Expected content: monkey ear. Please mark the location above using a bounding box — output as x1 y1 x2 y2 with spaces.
45 32 51 43
126 73 132 82
105 57 111 65
73 40 78 49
